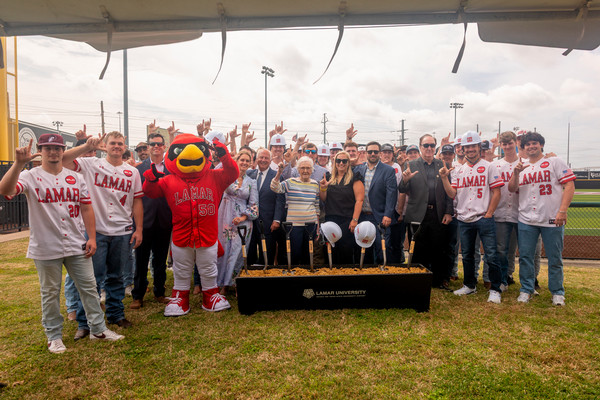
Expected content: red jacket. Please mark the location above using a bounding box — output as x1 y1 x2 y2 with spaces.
143 154 238 248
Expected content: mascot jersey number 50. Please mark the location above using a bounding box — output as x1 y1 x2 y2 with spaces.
143 134 238 316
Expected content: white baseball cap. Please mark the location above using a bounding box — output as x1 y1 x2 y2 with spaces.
320 221 342 247
317 144 330 156
330 142 343 151
354 221 376 248
461 131 481 145
205 131 226 144
270 134 286 146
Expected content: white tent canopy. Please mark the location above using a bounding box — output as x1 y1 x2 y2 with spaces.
1 0 600 50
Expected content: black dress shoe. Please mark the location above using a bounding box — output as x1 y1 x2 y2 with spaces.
111 318 132 328
74 328 90 341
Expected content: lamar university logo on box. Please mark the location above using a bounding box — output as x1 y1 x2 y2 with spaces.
303 289 315 299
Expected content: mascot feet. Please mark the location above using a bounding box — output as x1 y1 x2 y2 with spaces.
164 289 190 317
202 287 231 312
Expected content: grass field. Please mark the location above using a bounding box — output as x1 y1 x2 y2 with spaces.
1 238 600 399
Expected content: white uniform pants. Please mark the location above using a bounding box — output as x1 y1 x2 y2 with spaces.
171 241 218 291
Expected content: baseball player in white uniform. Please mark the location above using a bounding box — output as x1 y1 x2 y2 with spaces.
0 134 124 353
62 131 143 334
508 131 575 305
440 131 504 304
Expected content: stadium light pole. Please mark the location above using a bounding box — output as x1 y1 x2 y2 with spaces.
52 120 63 133
449 102 463 139
261 66 275 148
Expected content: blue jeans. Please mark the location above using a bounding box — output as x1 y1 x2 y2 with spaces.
123 243 135 288
459 217 501 292
518 222 565 295
76 232 130 327
495 221 518 286
64 274 80 313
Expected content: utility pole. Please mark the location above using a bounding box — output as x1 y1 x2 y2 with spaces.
100 101 105 134
321 113 328 144
261 66 274 147
117 111 123 133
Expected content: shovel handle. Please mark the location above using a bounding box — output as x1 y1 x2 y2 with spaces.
237 225 247 245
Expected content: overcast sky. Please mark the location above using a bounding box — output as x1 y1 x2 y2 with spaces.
8 23 600 168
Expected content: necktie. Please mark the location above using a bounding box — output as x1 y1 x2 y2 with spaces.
257 171 263 191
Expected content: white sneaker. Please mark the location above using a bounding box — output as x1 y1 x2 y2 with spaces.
453 285 476 296
499 283 508 293
124 285 133 297
487 290 501 304
90 329 125 341
552 295 566 306
517 292 531 303
48 339 66 354
533 290 540 296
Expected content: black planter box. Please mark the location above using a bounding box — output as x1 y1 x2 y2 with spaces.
236 264 432 315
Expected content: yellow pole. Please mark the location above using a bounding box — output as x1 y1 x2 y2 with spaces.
0 37 10 160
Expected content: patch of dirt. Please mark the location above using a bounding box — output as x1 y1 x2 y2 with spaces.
240 266 429 277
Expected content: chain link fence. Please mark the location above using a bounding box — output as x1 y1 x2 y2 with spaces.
0 161 32 233
561 202 600 259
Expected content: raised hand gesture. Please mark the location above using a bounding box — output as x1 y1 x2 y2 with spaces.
167 121 180 140
346 123 358 141
88 133 107 151
402 164 419 183
320 175 329 189
283 145 294 164
244 131 256 145
148 119 158 134
241 122 251 134
229 125 240 141
75 124 89 141
439 164 454 179
441 132 451 147
296 134 308 147
275 121 287 135
15 139 41 164
513 157 530 174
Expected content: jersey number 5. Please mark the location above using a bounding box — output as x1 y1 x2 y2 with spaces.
539 184 552 196
477 188 483 199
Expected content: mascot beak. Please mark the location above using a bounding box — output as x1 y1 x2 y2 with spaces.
175 144 207 174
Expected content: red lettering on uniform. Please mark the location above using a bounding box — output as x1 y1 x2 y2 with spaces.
93 172 133 193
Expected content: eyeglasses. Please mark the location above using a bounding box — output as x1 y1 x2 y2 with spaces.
421 143 436 149
135 146 148 151
335 158 349 164
148 142 164 147
304 149 317 154
366 150 380 155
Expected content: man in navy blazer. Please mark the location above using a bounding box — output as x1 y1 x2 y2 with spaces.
355 141 398 264
246 148 286 265
130 133 172 309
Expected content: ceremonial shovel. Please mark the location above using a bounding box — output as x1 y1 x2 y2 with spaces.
378 224 387 271
406 222 421 267
237 225 248 274
305 222 316 272
282 222 294 274
258 220 269 271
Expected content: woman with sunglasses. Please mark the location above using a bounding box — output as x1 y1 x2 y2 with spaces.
319 151 365 264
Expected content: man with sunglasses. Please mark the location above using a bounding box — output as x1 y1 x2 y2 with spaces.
135 142 149 162
399 134 453 289
355 142 398 264
289 142 328 183
130 132 173 309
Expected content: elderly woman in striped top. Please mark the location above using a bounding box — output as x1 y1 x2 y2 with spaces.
271 156 319 265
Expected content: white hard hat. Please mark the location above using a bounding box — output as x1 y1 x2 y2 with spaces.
329 142 343 150
317 144 330 156
320 221 342 247
270 134 286 146
461 131 481 145
354 221 376 248
205 131 226 144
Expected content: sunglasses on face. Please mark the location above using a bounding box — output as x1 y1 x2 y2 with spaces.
304 149 317 154
421 143 436 149
335 158 349 164
366 150 379 155
135 146 148 151
149 142 164 147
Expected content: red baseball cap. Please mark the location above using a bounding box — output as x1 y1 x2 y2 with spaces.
38 133 66 147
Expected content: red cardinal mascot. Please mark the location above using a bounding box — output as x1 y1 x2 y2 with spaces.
143 134 238 316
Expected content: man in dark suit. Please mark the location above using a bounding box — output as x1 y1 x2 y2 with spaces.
355 141 398 264
398 134 453 289
246 148 286 265
130 133 172 308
